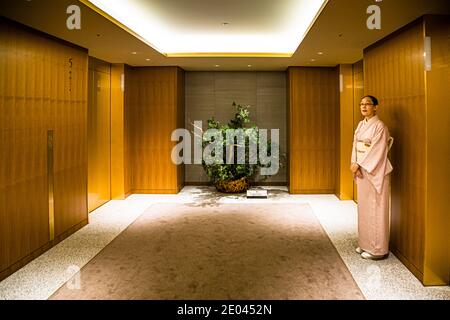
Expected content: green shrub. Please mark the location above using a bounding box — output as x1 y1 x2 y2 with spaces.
202 102 278 185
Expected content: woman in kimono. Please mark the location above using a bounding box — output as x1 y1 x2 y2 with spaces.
351 95 393 260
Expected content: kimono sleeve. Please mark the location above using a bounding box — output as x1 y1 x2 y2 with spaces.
351 123 361 164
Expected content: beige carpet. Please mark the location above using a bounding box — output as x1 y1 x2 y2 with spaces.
50 203 364 300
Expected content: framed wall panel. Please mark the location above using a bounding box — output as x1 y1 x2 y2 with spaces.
287 67 339 194
126 67 185 194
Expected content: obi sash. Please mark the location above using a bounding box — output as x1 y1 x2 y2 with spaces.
356 139 371 161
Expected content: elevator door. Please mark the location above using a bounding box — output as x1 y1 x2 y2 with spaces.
88 59 111 212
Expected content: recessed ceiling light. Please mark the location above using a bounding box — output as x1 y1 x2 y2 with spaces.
222 22 230 26
146 58 151 61
317 51 323 55
82 0 328 57
214 65 220 67
247 65 252 67
311 58 316 62
131 51 137 55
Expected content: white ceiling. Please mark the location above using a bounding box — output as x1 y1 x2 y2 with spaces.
0 0 449 70
82 0 328 56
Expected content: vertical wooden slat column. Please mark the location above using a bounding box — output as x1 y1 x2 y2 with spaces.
87 57 111 212
335 62 365 202
287 67 339 194
352 60 364 201
124 66 132 196
337 64 354 200
176 67 185 191
423 15 449 285
0 19 6 272
110 63 127 199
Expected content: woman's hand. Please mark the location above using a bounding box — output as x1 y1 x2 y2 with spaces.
351 163 363 179
354 168 363 178
350 163 360 174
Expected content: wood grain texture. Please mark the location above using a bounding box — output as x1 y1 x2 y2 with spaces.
337 64 354 200
110 64 126 199
352 60 364 201
123 65 132 196
422 15 449 285
126 67 184 193
176 67 185 191
0 18 88 275
365 19 426 279
363 16 450 285
88 57 111 212
52 45 88 238
287 67 339 194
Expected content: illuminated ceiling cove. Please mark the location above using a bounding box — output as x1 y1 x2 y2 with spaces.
81 0 328 57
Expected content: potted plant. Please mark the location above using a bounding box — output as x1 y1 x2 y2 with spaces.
201 102 278 193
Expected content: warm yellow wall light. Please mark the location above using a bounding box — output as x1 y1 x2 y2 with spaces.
80 0 328 57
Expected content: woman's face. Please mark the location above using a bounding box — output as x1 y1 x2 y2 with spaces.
360 97 377 118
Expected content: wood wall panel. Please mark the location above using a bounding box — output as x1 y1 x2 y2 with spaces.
423 15 449 285
364 15 449 285
124 65 132 196
365 20 426 279
0 18 88 280
352 60 364 201
0 27 5 270
126 67 184 193
87 57 111 212
53 43 88 236
337 64 354 200
176 67 185 191
110 64 126 199
287 67 339 193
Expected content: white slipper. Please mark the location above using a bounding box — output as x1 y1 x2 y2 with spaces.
355 247 363 254
361 251 387 260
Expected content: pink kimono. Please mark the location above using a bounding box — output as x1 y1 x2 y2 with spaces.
351 115 393 256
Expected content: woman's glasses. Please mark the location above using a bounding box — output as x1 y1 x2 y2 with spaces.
360 103 374 106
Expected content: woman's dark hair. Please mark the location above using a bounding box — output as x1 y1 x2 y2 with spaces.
362 95 379 106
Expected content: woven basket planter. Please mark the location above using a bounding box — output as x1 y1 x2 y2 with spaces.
215 177 250 193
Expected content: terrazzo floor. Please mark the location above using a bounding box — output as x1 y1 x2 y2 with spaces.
0 186 449 300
